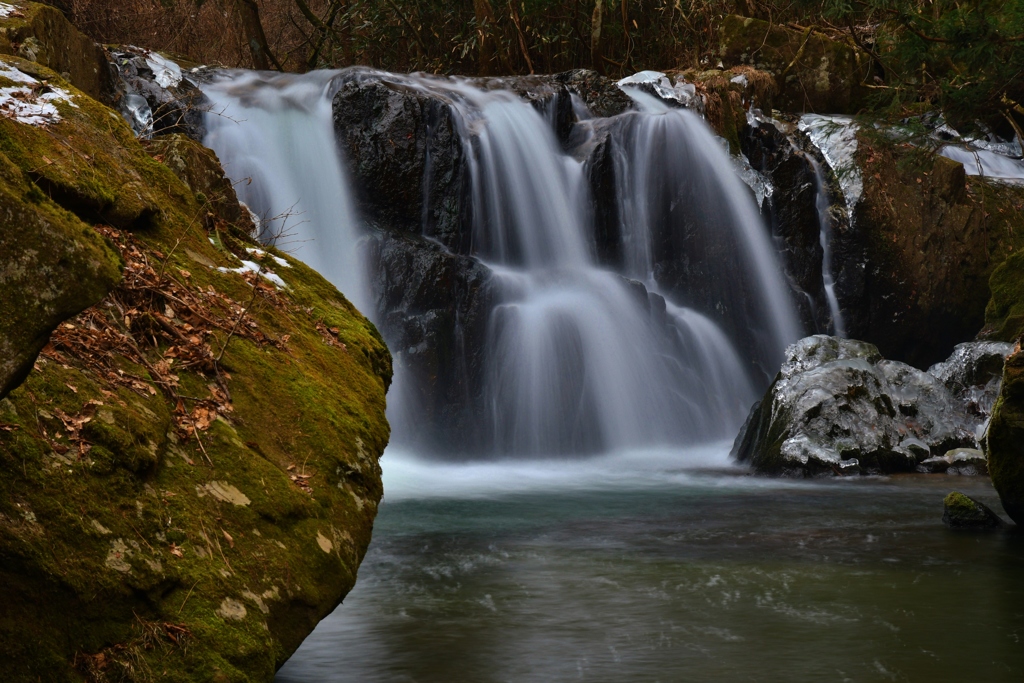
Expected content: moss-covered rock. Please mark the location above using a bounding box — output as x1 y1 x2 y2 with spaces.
0 1 112 102
942 491 1004 529
718 14 876 114
842 132 1024 367
987 346 1024 525
0 145 121 399
0 55 180 230
146 133 248 225
0 48 391 682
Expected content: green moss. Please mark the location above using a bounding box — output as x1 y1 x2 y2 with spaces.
718 14 874 114
987 349 1024 525
0 48 392 682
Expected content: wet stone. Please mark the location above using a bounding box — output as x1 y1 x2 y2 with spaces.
942 491 1003 530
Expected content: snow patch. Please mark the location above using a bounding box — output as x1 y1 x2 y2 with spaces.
0 3 19 18
246 247 290 268
0 60 78 126
218 260 288 289
799 114 862 224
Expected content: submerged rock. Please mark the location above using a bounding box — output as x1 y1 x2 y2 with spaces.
732 336 1010 476
987 346 1024 525
942 491 1003 530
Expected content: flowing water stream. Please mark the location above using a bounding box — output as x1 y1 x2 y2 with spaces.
196 69 1023 680
275 455 1024 682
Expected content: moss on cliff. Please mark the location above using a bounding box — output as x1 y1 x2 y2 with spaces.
852 130 1024 366
0 51 390 683
0 1 112 102
718 14 875 114
987 347 1024 525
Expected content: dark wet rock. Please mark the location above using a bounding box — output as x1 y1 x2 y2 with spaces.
733 336 984 476
987 346 1024 525
554 68 633 118
942 491 1003 529
741 116 834 333
718 14 876 114
0 1 112 102
106 46 207 139
333 73 470 252
366 229 496 452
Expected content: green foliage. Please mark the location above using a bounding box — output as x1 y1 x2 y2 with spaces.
808 0 1024 135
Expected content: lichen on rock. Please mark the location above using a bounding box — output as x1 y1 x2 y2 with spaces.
0 39 391 683
986 345 1024 525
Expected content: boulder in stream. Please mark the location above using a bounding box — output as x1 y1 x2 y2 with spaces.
942 492 1004 530
732 336 1012 476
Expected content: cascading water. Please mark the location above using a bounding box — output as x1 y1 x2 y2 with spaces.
201 70 368 311
609 89 801 370
807 156 847 337
200 69 801 457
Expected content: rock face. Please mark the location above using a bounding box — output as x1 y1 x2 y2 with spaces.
0 126 121 400
741 116 836 334
0 54 390 683
732 336 1011 476
942 491 1003 530
987 346 1024 525
0 1 111 101
718 14 876 114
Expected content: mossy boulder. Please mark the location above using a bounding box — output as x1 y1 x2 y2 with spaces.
0 55 180 230
987 347 1024 525
0 49 392 682
942 491 1003 529
146 133 248 225
0 1 112 102
0 144 121 399
718 14 876 114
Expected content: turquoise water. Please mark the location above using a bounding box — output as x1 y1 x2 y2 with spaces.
277 448 1024 682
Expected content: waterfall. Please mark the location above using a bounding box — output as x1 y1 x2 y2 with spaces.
807 156 847 337
201 70 368 311
611 89 801 369
200 69 801 457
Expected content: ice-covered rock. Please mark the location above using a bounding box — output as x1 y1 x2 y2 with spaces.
732 336 1011 476
107 46 207 139
798 114 861 224
617 70 698 108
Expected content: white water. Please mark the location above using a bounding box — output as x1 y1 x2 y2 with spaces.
202 70 368 311
807 156 847 337
201 69 802 457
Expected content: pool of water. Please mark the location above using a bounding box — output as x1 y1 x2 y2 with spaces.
277 446 1024 682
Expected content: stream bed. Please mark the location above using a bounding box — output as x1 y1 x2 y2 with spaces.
277 446 1024 682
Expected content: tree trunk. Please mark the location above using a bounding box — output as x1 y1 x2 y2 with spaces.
591 0 604 74
235 0 278 71
473 0 497 75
